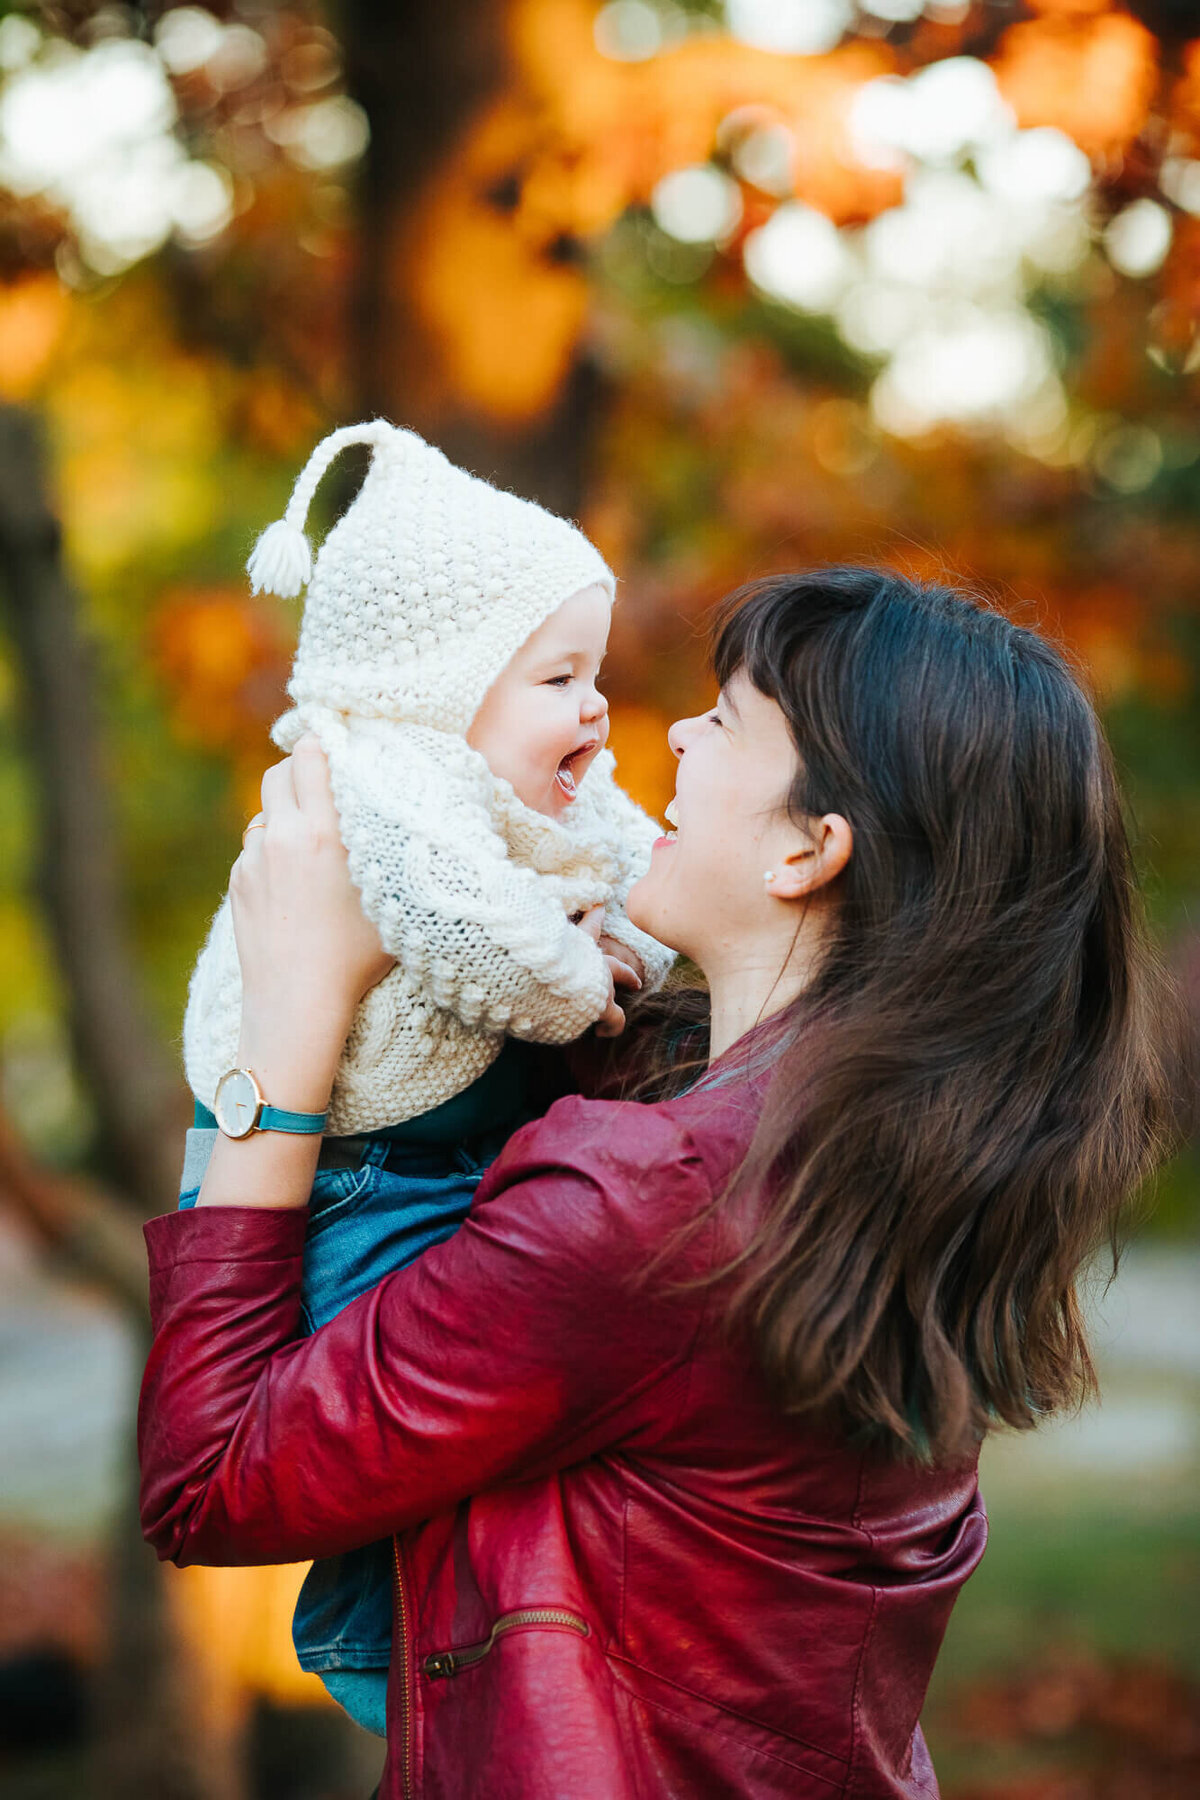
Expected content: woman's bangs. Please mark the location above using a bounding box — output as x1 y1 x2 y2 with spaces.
711 581 792 704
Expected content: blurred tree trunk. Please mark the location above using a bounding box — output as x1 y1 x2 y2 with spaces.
342 0 606 515
0 405 187 1218
91 1415 247 1800
0 403 214 1797
0 1107 146 1310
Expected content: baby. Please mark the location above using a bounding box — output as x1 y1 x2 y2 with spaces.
177 420 673 1737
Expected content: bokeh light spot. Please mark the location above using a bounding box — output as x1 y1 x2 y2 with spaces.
1160 159 1200 217
267 97 369 172
870 305 1057 436
1092 422 1164 493
1104 199 1172 278
594 1 666 61
851 59 1014 170
651 165 742 245
0 13 40 73
727 0 852 58
862 0 925 21
730 123 795 198
976 127 1092 205
744 202 853 313
153 7 224 77
171 161 235 247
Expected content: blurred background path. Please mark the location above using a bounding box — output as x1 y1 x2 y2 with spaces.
2 1201 1195 1798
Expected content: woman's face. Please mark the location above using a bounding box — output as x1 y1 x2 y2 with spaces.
627 671 820 965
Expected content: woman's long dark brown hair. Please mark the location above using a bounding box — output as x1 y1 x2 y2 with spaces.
642 567 1179 1463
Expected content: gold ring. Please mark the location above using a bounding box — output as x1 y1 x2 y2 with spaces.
241 820 267 848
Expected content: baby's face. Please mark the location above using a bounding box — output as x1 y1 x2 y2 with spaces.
467 584 611 817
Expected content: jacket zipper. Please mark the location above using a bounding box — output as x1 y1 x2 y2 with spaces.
392 1535 414 1798
423 1608 590 1680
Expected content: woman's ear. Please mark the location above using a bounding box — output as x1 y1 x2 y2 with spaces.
765 814 852 901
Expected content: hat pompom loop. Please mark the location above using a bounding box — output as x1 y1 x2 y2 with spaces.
247 518 312 597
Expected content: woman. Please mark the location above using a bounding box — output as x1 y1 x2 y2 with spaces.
139 568 1174 1798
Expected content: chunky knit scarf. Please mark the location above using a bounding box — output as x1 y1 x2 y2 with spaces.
184 711 672 1134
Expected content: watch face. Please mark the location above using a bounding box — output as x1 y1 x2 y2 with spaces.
214 1068 261 1139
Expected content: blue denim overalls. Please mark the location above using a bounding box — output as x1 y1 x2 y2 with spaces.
178 1042 548 1735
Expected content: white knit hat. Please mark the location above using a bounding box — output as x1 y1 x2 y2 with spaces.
183 421 673 1133
248 418 616 735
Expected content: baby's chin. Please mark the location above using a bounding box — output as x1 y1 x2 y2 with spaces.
522 745 603 819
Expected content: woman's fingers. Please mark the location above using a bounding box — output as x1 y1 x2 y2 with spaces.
599 939 642 992
577 905 604 944
577 910 633 1034
579 915 642 991
260 756 298 819
237 815 267 870
254 737 335 841
288 732 339 827
594 994 627 1039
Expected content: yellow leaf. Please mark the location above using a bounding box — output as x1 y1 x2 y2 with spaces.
0 276 71 401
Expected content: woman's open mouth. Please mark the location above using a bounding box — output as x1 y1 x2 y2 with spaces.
554 741 598 801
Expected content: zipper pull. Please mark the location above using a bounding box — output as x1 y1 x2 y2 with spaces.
423 1651 457 1679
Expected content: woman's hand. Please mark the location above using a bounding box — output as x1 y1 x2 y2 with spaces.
579 908 642 1039
232 735 395 1109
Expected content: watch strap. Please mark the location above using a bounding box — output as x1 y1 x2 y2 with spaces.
204 1082 328 1138
258 1103 328 1135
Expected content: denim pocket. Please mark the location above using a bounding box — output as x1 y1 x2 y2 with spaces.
305 1164 374 1236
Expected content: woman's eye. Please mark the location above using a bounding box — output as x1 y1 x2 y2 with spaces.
708 711 724 728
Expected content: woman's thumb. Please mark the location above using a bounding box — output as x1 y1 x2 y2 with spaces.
578 905 604 943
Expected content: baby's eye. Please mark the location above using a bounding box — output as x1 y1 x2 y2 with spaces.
545 674 572 688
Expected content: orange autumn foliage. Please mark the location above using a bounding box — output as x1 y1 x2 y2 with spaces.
1168 37 1200 147
151 587 292 814
606 703 677 820
407 0 902 424
0 274 71 400
992 9 1159 159
1023 0 1114 17
509 0 903 222
401 98 593 424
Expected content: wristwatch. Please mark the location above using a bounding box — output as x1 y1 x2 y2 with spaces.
213 1067 328 1140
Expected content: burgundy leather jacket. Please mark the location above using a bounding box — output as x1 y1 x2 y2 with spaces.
139 1065 986 1799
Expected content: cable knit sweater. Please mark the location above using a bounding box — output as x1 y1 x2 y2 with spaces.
184 713 672 1133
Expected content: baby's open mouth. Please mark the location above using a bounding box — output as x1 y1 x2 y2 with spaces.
554 741 597 801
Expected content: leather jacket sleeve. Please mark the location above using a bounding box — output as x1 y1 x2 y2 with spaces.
138 1098 712 1569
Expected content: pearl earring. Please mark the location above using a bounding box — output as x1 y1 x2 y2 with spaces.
762 870 775 883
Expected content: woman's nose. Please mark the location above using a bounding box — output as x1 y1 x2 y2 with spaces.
668 714 699 759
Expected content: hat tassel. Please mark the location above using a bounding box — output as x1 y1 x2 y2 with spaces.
247 517 312 598
246 419 395 599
